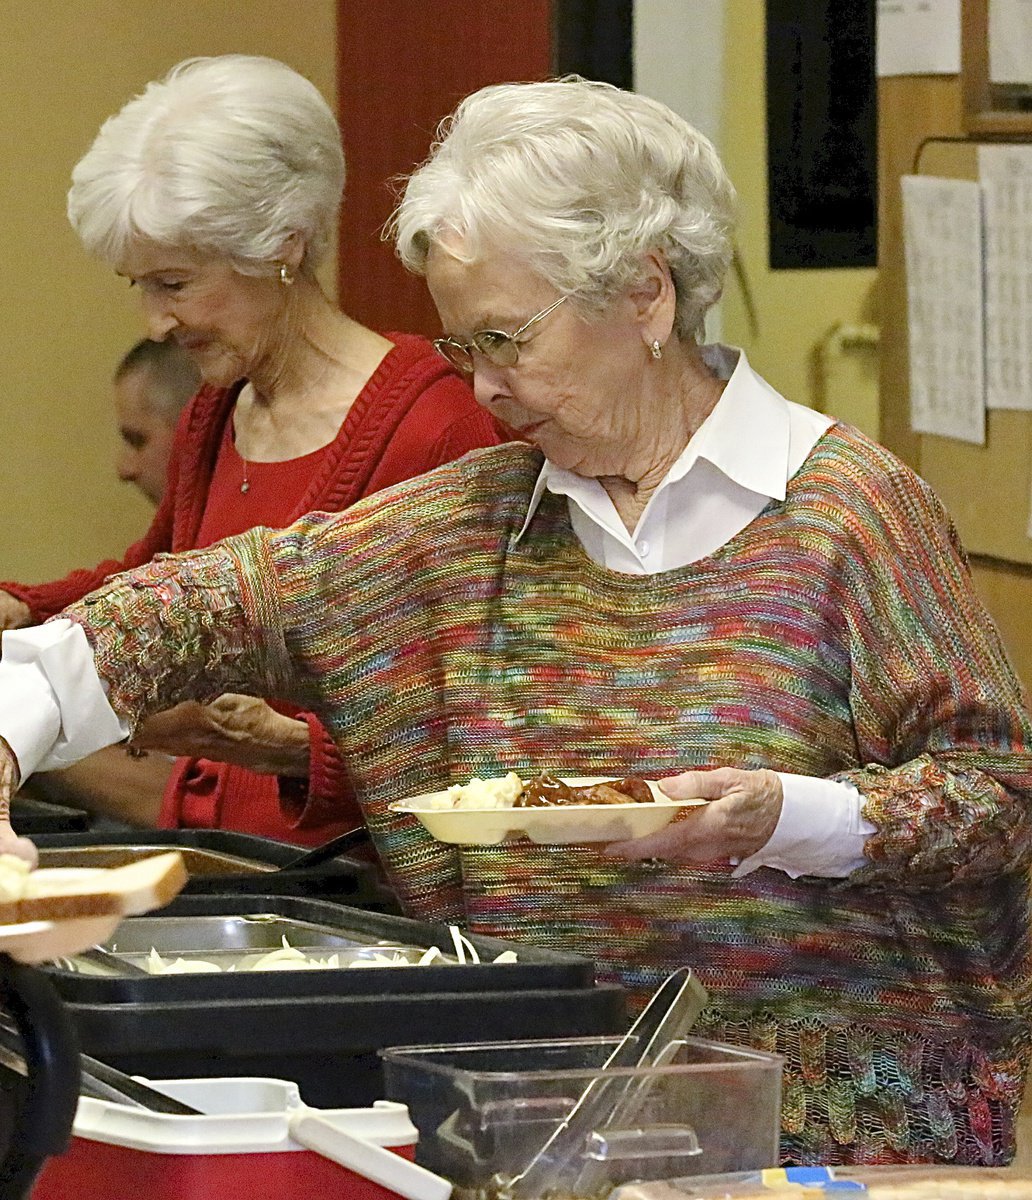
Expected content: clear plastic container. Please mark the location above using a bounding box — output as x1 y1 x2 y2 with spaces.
381 1035 783 1195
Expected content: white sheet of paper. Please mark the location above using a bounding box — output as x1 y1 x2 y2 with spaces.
978 144 1032 411
901 175 985 444
990 0 1032 83
877 0 961 76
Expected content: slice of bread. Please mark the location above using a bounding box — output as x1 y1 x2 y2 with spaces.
0 852 188 926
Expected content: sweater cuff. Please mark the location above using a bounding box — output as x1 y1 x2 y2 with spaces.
279 712 361 829
0 620 129 779
0 582 39 623
731 773 875 879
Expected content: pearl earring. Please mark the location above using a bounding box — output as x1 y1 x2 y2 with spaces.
650 339 663 360
279 263 294 286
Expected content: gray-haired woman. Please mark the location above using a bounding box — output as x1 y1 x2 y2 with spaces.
0 55 498 842
1 77 1030 1167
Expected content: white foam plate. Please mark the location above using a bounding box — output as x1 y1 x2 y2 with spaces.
390 776 705 846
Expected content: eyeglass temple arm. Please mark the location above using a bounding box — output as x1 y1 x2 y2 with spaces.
511 294 566 340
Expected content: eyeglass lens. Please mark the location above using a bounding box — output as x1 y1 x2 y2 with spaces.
434 332 518 373
471 330 519 366
434 340 474 372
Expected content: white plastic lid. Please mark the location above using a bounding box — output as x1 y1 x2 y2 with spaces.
73 1076 418 1156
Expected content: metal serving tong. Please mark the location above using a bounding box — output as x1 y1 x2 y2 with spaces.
0 1010 199 1115
495 966 708 1200
278 825 371 872
79 1053 201 1114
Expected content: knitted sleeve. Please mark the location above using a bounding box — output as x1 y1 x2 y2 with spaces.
59 535 296 731
253 500 467 921
280 710 361 829
54 509 463 916
832 465 1032 888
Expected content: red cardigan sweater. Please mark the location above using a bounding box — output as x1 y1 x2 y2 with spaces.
4 333 500 842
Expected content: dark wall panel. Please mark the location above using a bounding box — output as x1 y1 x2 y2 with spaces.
765 1 877 269
555 0 633 88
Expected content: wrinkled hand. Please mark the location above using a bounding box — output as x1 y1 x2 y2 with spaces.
605 767 783 865
0 737 38 866
131 695 309 777
0 590 31 633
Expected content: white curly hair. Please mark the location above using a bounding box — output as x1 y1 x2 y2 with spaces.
392 77 736 340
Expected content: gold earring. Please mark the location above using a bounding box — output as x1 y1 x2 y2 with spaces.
650 339 663 360
279 263 294 286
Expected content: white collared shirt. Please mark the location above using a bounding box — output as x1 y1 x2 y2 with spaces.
515 344 874 878
0 345 873 878
517 343 833 571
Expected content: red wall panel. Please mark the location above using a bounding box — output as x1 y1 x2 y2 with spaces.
337 0 553 336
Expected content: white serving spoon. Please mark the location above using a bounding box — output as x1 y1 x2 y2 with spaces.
289 1108 453 1200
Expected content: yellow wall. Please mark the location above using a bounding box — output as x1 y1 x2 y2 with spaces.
719 5 880 431
0 0 336 583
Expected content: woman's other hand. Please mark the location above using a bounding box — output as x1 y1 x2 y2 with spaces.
0 737 37 866
605 767 783 866
131 695 310 776
0 591 31 632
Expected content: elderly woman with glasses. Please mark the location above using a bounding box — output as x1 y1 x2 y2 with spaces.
2 78 1032 1168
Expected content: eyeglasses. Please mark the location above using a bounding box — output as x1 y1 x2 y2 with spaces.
433 295 567 374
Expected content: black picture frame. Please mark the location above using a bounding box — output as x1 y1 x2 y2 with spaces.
765 1 877 270
554 0 634 89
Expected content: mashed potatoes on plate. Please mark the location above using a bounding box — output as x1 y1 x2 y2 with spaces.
434 771 526 810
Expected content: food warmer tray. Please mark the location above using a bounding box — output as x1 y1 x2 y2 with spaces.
68 981 628 1109
43 896 627 1108
32 828 399 911
41 892 598 1002
10 795 90 834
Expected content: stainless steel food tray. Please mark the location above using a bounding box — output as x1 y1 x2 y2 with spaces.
57 914 457 975
107 914 386 953
41 893 598 1004
64 943 455 976
37 845 276 876
50 914 455 975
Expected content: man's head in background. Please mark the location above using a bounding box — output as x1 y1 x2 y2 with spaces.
114 338 201 504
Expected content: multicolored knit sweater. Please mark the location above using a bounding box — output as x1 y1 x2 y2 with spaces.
66 427 1032 1168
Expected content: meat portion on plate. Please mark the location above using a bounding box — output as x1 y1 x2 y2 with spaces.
514 773 654 807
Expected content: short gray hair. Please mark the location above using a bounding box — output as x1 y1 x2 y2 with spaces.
68 55 344 275
392 78 736 340
114 338 201 423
